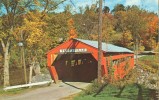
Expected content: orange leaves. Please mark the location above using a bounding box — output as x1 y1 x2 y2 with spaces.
68 29 77 39
148 16 158 35
68 18 74 26
90 34 98 40
67 18 77 39
142 14 158 50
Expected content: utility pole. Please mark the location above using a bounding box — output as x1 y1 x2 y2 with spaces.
98 0 103 83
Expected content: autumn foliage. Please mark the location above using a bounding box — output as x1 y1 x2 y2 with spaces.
67 18 77 39
0 1 159 87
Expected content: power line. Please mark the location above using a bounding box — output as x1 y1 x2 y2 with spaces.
69 0 76 8
69 0 77 13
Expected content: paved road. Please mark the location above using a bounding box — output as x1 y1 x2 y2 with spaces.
134 55 145 59
0 82 90 100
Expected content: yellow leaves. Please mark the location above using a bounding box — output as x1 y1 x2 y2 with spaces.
90 34 98 40
0 19 6 39
154 43 159 52
149 37 157 49
33 0 40 5
0 31 7 39
22 18 46 31
124 31 132 41
26 11 42 22
139 46 145 52
14 11 47 48
26 31 44 46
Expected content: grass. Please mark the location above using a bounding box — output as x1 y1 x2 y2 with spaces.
0 85 35 96
0 87 28 96
73 84 152 100
138 55 159 73
138 55 158 63
73 55 159 100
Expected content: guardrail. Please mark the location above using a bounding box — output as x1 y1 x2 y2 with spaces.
3 80 53 91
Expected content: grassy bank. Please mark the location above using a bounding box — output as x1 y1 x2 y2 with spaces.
73 55 159 100
73 84 154 100
0 87 29 96
138 55 159 73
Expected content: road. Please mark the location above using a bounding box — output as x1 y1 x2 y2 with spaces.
134 55 145 59
0 82 90 100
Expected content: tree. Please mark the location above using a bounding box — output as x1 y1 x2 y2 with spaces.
78 6 84 14
142 14 158 50
112 4 125 13
0 0 31 87
125 6 149 54
67 18 77 39
73 4 98 39
14 10 48 59
102 13 117 43
113 5 158 51
0 0 67 86
64 4 72 14
103 6 110 14
45 12 70 47
114 6 148 50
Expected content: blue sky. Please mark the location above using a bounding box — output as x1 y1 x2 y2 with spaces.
55 0 158 13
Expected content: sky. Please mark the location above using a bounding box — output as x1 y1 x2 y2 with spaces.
55 0 158 14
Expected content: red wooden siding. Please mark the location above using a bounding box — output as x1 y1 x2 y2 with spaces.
106 54 134 80
47 39 134 83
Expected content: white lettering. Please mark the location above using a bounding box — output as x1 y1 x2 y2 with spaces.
59 48 87 53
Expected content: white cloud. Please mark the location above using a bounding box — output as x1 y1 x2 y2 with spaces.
55 0 158 13
141 0 158 13
105 0 124 11
125 0 141 6
123 0 157 13
145 0 157 4
76 1 92 7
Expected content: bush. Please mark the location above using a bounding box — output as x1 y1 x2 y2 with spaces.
84 79 102 95
138 61 157 73
149 79 156 84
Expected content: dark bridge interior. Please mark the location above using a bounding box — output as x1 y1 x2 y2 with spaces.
53 53 97 82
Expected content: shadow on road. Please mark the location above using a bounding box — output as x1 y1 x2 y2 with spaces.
63 82 86 91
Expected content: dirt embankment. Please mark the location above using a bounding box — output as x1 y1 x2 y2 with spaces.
0 67 30 86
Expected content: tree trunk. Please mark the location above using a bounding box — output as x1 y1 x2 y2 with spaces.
93 83 108 97
115 86 125 97
136 84 143 100
1 40 10 87
29 64 33 84
22 46 27 84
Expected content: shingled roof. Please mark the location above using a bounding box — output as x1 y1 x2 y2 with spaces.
74 38 133 53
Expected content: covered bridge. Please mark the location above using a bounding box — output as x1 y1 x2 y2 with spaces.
47 38 134 83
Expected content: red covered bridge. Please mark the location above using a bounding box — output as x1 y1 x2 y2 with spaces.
47 38 134 83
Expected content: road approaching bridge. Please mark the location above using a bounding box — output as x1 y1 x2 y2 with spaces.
0 82 90 100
